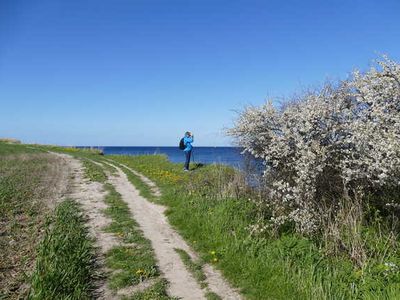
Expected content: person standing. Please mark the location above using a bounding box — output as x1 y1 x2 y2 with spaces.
183 131 194 171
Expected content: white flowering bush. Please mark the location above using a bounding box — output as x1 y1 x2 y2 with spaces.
229 57 400 235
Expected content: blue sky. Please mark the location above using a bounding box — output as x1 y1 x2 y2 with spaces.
1 0 399 146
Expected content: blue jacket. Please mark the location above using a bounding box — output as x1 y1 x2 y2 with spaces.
183 136 193 152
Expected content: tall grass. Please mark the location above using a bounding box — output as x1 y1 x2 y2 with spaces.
29 200 96 299
0 144 62 299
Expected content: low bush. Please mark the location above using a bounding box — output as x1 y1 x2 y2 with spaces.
229 57 400 266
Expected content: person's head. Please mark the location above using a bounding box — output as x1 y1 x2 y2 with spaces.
185 131 191 137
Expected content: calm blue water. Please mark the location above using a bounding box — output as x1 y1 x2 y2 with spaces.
84 146 246 168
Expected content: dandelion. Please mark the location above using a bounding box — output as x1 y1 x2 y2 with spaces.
212 257 218 263
136 269 144 275
210 250 216 256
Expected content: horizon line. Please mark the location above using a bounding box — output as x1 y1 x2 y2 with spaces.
72 145 239 148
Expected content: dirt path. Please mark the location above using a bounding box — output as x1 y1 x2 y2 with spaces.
104 158 161 197
51 153 118 299
106 164 204 299
106 162 242 300
52 153 241 299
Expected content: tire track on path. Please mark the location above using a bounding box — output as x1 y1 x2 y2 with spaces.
105 161 242 300
51 153 118 299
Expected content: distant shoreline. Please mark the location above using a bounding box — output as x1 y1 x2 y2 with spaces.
75 146 246 167
75 146 239 148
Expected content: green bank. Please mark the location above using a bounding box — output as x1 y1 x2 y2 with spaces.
110 154 400 300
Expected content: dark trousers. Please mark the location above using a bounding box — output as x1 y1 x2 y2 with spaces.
184 150 192 170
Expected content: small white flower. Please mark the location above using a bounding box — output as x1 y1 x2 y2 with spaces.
228 56 400 234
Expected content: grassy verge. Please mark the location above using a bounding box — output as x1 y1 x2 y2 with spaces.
0 143 60 299
108 154 400 299
108 155 186 187
29 199 96 299
0 142 42 155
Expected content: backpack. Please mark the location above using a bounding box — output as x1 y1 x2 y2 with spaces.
179 138 185 150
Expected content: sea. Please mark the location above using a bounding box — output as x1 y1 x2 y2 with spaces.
80 146 265 184
78 146 253 169
83 146 247 168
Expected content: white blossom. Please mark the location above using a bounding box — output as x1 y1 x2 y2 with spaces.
229 57 400 234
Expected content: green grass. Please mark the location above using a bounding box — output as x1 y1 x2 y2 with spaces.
74 151 165 294
29 144 114 182
40 147 170 297
105 157 160 202
29 199 96 300
1 144 171 299
9 144 399 298
205 291 222 300
174 249 207 288
36 144 111 167
108 155 187 188
118 163 158 202
108 154 400 300
99 160 118 175
82 159 108 183
174 248 222 300
122 279 174 300
38 145 103 156
102 182 166 295
0 141 42 155
0 144 59 299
